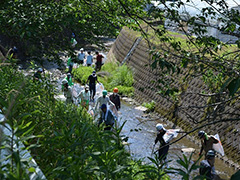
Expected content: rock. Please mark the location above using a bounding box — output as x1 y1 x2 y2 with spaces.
135 106 148 111
181 148 195 153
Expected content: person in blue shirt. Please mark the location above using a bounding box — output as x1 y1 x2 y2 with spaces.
86 51 93 66
78 48 85 65
98 104 117 131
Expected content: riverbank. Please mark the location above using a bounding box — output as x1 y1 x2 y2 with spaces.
108 26 240 168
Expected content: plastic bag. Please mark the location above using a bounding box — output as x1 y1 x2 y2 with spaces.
96 83 104 94
213 134 224 156
163 129 180 143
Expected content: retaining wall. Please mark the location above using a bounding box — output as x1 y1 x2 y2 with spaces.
110 27 240 166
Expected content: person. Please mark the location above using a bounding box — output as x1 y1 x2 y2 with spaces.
67 57 74 73
34 68 43 82
62 79 73 104
87 71 100 101
78 85 90 110
109 87 121 111
98 104 117 131
95 51 104 71
199 150 221 180
78 48 85 65
94 90 115 113
66 73 74 86
71 33 77 47
86 51 93 67
198 131 219 158
154 124 173 162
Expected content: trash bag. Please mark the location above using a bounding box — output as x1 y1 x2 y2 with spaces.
213 134 224 156
163 129 180 143
96 83 104 94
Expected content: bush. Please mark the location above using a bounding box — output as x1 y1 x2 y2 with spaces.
110 64 133 88
99 63 134 96
143 100 156 112
72 66 94 84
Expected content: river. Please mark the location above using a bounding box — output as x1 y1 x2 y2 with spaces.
118 100 237 179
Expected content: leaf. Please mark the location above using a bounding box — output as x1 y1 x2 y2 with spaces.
231 170 240 180
28 167 36 173
227 78 240 96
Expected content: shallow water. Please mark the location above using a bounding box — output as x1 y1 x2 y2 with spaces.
69 81 237 179
118 101 237 179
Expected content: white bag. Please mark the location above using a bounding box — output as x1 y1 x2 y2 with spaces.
213 134 225 156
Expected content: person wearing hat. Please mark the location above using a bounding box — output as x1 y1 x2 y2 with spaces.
199 150 220 180
78 85 90 110
109 87 121 111
94 90 115 113
34 68 43 82
62 79 73 104
98 104 117 131
78 48 85 65
154 124 171 162
87 71 100 101
198 131 218 158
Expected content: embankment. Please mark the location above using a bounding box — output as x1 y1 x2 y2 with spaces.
108 27 240 168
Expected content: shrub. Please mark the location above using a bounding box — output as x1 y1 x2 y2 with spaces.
110 64 133 88
72 66 94 84
143 100 156 112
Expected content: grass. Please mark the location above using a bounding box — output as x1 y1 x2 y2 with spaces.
72 62 134 96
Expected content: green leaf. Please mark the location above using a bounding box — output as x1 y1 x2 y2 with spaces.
231 170 240 180
227 78 240 96
28 167 36 173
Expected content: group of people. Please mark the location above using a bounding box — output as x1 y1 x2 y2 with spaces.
67 48 105 74
154 124 221 179
61 69 121 131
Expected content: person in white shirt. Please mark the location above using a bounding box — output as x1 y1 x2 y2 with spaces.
86 51 93 67
94 90 114 116
78 86 90 110
78 48 85 65
62 79 73 104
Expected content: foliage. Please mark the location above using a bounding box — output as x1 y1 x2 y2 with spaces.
0 0 149 62
0 62 165 179
72 66 94 84
100 63 134 96
231 170 240 180
134 153 170 180
72 62 134 96
110 64 134 88
170 153 202 180
143 100 156 112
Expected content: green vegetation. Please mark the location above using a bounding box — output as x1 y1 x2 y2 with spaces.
72 62 134 96
143 100 156 112
72 66 94 84
0 60 170 179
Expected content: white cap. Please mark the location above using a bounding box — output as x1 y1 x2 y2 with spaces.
80 48 84 51
62 79 68 85
67 73 71 76
156 123 165 131
85 85 89 90
38 68 43 72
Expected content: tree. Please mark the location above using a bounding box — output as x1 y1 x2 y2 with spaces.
0 0 148 64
